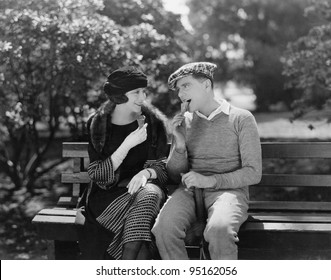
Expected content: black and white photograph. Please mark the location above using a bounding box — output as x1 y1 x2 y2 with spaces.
1 0 331 278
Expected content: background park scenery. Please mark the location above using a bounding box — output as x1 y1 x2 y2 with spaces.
1 0 331 259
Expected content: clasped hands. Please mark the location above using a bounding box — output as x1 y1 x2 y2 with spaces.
181 171 216 189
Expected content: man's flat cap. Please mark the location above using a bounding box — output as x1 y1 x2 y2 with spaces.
168 62 217 90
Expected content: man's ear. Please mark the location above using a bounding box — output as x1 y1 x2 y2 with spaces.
204 78 212 90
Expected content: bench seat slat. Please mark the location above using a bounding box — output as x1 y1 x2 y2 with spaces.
248 212 331 223
32 215 78 241
32 214 75 224
241 222 331 232
57 196 79 208
35 208 331 222
37 209 77 216
35 208 331 223
258 174 331 187
249 201 331 211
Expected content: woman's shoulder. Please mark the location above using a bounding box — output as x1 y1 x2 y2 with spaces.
86 102 115 130
142 103 170 132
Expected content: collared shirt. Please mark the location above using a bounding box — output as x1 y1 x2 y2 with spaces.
195 99 230 121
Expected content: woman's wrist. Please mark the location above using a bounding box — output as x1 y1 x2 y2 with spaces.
146 168 153 179
142 168 155 179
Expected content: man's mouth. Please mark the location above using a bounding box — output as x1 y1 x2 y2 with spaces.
182 99 191 104
181 99 191 113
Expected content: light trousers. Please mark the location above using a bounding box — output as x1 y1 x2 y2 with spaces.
152 186 249 260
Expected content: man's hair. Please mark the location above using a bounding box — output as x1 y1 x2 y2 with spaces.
192 73 214 89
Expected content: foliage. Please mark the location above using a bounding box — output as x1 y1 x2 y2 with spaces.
100 0 190 116
283 1 331 121
0 0 185 196
186 0 314 111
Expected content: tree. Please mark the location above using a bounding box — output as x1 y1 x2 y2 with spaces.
283 1 331 121
186 0 314 111
0 0 185 197
101 0 191 116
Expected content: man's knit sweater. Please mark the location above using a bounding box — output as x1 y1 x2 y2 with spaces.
167 101 262 191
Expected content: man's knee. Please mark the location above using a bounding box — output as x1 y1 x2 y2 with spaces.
153 211 175 235
152 210 188 242
204 219 239 244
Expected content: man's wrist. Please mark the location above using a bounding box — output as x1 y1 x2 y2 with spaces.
175 146 186 154
208 175 217 188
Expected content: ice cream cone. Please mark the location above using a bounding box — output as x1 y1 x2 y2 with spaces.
181 101 189 114
137 115 146 128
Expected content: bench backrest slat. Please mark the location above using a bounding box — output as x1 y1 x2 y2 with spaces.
249 201 331 212
63 142 89 158
262 142 331 158
62 172 90 184
259 174 331 187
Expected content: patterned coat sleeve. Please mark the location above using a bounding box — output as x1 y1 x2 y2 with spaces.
86 116 118 190
143 157 168 187
87 145 117 190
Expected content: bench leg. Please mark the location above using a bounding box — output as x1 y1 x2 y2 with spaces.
46 241 55 260
46 240 80 260
200 240 210 260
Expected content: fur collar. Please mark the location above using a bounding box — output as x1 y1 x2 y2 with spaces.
87 100 169 154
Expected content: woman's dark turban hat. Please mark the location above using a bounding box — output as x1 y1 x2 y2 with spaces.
103 66 148 104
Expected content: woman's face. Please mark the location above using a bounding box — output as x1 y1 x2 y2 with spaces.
124 88 147 114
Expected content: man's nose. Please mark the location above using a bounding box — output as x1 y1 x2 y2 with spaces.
178 90 184 100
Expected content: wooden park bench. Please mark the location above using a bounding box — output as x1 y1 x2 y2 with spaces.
32 141 331 259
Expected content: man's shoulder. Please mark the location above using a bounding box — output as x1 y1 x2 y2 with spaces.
228 104 254 120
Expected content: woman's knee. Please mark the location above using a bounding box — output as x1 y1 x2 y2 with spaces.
141 183 163 198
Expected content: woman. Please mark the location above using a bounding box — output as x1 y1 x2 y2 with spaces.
77 66 169 260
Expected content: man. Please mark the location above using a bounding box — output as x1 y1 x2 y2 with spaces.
152 62 262 260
